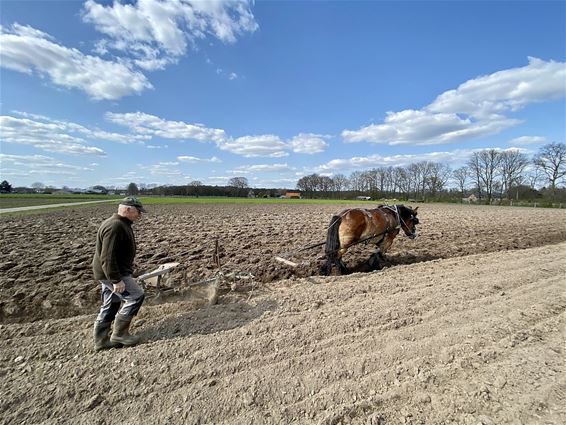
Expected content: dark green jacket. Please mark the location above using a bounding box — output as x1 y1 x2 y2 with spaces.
92 214 136 282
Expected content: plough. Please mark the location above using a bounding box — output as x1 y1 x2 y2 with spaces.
137 240 255 305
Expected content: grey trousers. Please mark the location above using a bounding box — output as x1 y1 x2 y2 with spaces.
96 275 145 322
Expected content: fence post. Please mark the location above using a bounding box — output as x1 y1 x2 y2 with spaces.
534 202 537 208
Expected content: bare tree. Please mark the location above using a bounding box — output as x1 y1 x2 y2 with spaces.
525 167 542 190
383 166 395 197
349 171 364 192
228 177 249 188
127 182 139 195
319 176 334 194
499 150 529 199
359 170 374 193
332 174 349 194
467 154 483 200
393 167 410 198
468 150 502 203
405 162 433 200
533 142 566 200
31 182 45 190
187 180 202 197
452 166 469 199
406 163 422 199
427 162 452 198
296 174 320 197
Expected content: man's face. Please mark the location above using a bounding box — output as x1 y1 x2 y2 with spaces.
127 206 142 222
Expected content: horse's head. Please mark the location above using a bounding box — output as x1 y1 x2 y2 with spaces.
398 205 419 239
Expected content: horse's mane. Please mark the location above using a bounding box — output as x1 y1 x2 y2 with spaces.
377 203 405 209
377 204 416 219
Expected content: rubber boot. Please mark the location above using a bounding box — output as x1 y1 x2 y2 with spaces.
110 315 141 347
93 321 122 351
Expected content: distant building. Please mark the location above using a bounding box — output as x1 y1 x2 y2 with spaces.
284 191 301 199
356 196 371 201
463 194 478 203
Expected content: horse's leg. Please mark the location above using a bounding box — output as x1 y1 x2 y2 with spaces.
322 248 349 276
338 260 349 274
336 248 349 275
321 258 334 276
322 247 341 275
368 251 382 271
377 234 397 264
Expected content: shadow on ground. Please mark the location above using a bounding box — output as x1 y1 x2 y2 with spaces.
139 299 278 343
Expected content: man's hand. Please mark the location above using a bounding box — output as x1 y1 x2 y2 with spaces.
113 280 126 294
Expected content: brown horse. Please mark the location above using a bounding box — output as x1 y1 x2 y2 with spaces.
322 205 419 275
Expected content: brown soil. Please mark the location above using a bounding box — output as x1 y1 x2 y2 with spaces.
0 203 565 424
1 203 565 323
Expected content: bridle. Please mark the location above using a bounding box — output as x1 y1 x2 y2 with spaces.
381 205 418 239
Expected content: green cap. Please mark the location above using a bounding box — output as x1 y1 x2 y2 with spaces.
120 196 147 213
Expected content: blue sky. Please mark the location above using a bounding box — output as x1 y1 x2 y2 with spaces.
1 0 565 189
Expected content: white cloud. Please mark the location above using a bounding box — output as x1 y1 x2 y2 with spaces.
314 150 477 173
204 175 232 185
0 154 94 180
290 133 329 154
231 163 293 174
0 115 106 155
82 0 258 70
12 110 150 145
219 135 289 157
104 172 147 184
106 112 226 143
429 57 566 116
105 111 333 158
178 155 221 163
228 72 238 80
250 177 297 188
508 136 546 145
0 23 152 100
343 58 566 146
147 162 186 178
1 112 150 156
343 110 520 146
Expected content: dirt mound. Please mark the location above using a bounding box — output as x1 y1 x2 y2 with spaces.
1 203 565 323
1 242 564 424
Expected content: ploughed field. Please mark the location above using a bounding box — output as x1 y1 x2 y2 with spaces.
0 202 565 323
0 202 565 424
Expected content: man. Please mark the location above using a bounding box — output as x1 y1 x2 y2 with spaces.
92 196 146 351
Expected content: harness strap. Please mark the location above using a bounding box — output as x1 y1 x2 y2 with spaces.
381 205 401 229
325 208 351 230
382 204 415 234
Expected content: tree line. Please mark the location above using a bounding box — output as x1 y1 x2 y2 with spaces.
3 143 564 204
296 142 566 203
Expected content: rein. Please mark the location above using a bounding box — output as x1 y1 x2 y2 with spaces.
293 228 390 256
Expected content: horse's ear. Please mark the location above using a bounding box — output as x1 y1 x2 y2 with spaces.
414 206 419 213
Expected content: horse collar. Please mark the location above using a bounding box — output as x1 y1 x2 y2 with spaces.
383 205 401 229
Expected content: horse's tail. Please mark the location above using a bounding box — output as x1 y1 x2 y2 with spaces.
325 215 342 257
